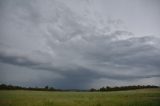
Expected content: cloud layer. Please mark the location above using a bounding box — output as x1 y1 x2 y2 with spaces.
0 0 160 89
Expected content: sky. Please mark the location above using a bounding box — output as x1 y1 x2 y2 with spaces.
0 0 160 89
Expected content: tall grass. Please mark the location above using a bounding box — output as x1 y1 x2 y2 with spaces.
0 88 160 106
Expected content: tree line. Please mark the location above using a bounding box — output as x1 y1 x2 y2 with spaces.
90 85 159 92
0 84 60 91
0 84 159 92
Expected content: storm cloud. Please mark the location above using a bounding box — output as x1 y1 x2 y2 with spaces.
0 0 160 89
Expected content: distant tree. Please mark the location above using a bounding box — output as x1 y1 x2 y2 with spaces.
100 87 106 91
106 86 110 91
45 86 49 90
90 88 96 92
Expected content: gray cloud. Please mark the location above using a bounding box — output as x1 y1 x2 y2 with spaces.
0 0 160 89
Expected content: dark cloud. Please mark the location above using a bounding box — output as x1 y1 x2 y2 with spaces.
0 0 160 89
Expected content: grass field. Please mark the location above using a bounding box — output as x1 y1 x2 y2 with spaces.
0 88 160 106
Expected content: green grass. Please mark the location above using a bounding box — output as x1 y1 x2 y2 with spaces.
0 88 160 106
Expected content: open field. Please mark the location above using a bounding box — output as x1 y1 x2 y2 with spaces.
0 88 160 106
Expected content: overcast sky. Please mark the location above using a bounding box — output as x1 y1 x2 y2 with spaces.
0 0 160 89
